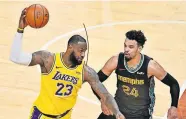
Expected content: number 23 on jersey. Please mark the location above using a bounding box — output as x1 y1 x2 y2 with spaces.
55 82 74 97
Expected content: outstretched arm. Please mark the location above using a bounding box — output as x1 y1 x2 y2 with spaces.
84 65 124 119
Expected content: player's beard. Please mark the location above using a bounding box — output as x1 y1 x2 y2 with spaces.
125 56 132 62
70 51 82 66
124 53 132 61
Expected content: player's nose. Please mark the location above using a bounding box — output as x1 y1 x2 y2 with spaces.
81 52 85 58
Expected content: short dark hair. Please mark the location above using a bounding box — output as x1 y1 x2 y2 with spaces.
126 30 147 47
68 35 86 45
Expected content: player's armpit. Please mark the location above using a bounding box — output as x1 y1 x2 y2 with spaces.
29 50 52 66
84 65 120 116
29 50 54 74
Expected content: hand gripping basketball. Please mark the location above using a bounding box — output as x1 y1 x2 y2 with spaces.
18 8 28 30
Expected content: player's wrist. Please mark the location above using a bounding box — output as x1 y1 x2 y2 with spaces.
170 106 177 109
17 27 24 33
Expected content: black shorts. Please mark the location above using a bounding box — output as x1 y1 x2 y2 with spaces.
97 112 151 119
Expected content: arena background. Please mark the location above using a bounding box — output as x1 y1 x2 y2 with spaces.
0 1 186 119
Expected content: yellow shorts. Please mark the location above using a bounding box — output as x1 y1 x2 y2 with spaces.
29 106 72 119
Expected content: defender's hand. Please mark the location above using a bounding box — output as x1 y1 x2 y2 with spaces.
18 8 28 29
167 106 178 119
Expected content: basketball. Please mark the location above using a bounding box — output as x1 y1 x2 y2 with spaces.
25 4 49 28
177 90 186 119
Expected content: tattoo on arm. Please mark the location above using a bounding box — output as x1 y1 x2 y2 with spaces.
29 51 52 73
85 66 120 115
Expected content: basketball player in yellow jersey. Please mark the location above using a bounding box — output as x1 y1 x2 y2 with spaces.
9 9 125 119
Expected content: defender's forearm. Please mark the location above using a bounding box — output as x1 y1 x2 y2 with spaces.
161 73 180 107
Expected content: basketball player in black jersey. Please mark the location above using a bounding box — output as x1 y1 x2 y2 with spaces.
93 30 180 119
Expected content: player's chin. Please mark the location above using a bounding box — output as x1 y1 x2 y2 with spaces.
77 60 83 65
125 55 132 61
124 54 130 58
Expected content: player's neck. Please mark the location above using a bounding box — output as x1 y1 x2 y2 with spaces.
127 53 141 68
61 52 76 68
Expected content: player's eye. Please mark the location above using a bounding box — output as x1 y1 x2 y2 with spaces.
129 46 134 48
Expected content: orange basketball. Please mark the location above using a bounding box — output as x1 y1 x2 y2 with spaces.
26 4 49 28
178 90 186 119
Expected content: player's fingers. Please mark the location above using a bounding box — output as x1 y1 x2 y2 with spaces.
21 8 27 16
109 110 113 115
116 115 123 119
21 15 27 24
105 109 110 115
22 15 26 18
102 108 107 114
103 109 110 115
116 114 125 119
120 115 125 119
103 111 109 115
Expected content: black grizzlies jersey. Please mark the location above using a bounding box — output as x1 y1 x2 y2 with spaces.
115 53 155 117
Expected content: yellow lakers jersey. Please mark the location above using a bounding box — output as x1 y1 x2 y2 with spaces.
33 52 84 115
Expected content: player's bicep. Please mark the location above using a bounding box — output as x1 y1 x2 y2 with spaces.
148 60 167 80
101 55 118 76
29 50 51 66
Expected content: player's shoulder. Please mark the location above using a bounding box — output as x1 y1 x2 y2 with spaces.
148 59 162 71
83 65 98 80
32 50 54 59
142 54 153 60
143 53 155 68
148 59 157 66
39 50 55 61
104 53 120 68
143 54 155 64
83 64 95 72
36 50 54 55
109 53 120 62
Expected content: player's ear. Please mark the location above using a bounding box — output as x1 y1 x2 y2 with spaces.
68 44 73 50
138 46 142 52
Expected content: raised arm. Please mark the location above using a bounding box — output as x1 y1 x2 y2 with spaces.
10 8 31 66
84 65 125 119
9 32 52 67
9 8 54 73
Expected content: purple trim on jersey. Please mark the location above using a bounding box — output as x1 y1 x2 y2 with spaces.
31 106 42 119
